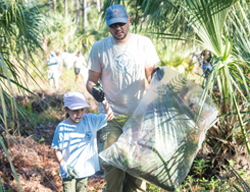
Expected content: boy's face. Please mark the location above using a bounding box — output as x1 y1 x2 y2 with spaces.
66 108 86 124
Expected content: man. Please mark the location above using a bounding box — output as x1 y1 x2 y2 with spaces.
47 51 60 90
86 4 160 192
197 49 213 82
56 51 63 78
74 51 87 83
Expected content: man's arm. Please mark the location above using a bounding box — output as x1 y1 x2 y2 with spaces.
87 70 101 95
145 64 156 84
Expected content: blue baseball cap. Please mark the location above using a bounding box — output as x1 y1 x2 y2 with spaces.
106 4 128 26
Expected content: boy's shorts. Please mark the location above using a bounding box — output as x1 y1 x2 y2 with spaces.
63 177 88 192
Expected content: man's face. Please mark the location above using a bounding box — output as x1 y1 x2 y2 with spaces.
108 17 130 42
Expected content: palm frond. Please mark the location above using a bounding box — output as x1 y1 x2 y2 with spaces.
0 1 47 190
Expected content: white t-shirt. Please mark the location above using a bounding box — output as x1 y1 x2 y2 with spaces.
51 113 107 178
48 57 59 78
74 55 87 68
87 33 160 116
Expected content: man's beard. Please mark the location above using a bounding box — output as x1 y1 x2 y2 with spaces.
113 30 128 41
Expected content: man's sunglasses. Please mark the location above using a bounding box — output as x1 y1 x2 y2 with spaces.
109 22 126 28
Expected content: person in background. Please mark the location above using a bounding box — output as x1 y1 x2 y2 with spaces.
74 51 87 84
51 91 114 192
47 51 60 90
56 51 64 78
197 49 213 82
86 4 160 192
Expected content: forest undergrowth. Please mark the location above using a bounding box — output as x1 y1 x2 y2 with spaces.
0 67 249 191
0 71 106 191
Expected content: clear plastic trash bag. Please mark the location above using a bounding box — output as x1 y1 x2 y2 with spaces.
99 66 218 191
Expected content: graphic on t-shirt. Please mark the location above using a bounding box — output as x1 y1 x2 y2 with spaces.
113 52 135 74
86 131 92 140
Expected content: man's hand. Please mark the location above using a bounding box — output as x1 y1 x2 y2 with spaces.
92 82 105 102
151 67 164 81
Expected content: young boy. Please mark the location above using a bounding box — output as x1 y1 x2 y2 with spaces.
51 91 114 192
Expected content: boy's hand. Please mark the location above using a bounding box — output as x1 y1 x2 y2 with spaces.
60 161 79 179
102 99 114 121
67 166 79 179
60 161 68 178
92 82 105 102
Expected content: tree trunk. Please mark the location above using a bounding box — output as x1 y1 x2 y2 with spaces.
65 0 68 52
76 0 79 30
53 0 56 11
97 0 101 21
64 0 68 18
82 0 85 32
48 0 51 15
97 0 100 12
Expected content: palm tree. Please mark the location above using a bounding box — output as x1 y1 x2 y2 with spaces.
101 0 250 190
45 13 87 52
0 1 46 190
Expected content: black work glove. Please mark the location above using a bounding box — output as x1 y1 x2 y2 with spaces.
92 82 105 102
151 67 164 81
151 67 160 79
